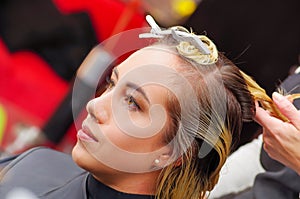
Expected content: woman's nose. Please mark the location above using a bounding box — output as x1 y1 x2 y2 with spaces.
86 95 109 124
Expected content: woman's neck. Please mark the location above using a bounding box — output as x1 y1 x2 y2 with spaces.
92 170 160 195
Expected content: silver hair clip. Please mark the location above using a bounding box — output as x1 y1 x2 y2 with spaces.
139 15 210 55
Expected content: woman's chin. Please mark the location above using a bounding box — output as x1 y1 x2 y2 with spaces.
72 142 83 164
72 141 92 169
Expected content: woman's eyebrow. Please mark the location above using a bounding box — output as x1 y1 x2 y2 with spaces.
113 67 119 79
126 82 150 104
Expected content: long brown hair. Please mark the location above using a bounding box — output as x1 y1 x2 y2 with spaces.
148 38 254 198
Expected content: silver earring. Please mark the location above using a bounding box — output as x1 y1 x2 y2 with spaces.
154 159 160 164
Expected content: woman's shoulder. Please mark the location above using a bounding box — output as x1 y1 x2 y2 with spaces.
0 147 88 199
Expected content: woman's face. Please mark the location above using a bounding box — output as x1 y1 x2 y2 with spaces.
72 47 182 174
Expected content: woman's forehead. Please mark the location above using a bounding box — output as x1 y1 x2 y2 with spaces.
117 47 180 72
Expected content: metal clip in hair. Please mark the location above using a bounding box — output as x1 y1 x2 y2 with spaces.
139 15 210 55
170 29 210 55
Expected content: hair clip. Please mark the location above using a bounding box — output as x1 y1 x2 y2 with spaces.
139 15 210 55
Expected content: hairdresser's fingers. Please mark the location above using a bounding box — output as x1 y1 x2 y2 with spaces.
272 92 300 130
254 95 294 125
254 103 280 127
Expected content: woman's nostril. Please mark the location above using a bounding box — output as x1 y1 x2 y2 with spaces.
98 110 108 123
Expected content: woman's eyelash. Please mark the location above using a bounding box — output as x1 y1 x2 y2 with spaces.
104 76 141 111
105 76 115 89
125 95 141 111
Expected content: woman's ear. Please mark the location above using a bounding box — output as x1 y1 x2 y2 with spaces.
153 153 171 168
152 145 174 168
153 154 182 168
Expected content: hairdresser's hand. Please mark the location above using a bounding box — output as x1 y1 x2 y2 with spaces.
255 92 300 175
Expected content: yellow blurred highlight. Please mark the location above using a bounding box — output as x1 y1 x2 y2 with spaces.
0 104 7 145
173 0 197 17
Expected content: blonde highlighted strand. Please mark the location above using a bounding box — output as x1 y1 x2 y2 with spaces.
240 70 300 122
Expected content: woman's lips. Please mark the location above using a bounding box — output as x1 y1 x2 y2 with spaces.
77 124 99 142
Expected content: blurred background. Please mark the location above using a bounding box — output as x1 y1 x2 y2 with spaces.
0 0 299 155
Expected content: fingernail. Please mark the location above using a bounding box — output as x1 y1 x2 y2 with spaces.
272 92 283 102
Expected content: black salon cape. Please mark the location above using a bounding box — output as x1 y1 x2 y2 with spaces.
0 147 153 199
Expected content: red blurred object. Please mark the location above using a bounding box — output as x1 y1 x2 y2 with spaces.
0 0 146 153
0 39 67 151
53 0 146 41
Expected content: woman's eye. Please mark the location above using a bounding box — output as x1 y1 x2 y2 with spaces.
125 95 141 111
105 76 115 90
